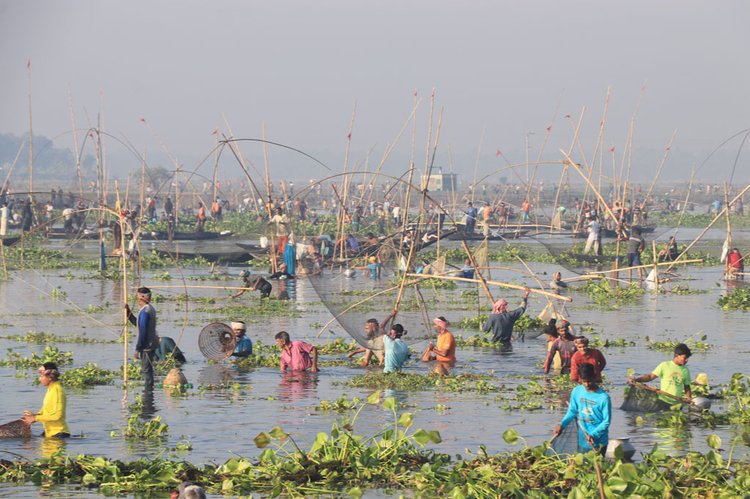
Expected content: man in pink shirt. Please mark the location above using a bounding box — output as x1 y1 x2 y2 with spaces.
275 331 318 372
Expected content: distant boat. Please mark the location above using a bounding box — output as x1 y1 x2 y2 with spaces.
141 230 233 241
154 248 252 264
447 229 528 241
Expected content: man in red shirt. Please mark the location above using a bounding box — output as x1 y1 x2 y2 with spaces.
726 247 744 279
570 336 607 383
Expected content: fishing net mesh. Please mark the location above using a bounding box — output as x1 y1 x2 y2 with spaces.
547 420 580 456
198 322 236 360
0 419 32 438
620 384 671 412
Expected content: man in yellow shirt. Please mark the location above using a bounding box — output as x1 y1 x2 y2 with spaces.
23 362 70 438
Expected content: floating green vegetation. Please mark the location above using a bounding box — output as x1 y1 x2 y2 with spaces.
0 346 73 368
716 373 750 425
61 363 117 388
194 299 302 318
314 395 362 412
1 402 748 497
114 414 170 440
583 279 645 308
588 336 637 348
346 372 502 393
668 285 707 295
3 246 92 271
456 313 545 334
317 338 359 355
718 287 750 310
645 333 712 352
0 331 116 344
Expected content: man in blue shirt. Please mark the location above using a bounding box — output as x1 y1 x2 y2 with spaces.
552 363 611 453
465 202 478 234
383 324 410 373
126 287 159 389
229 321 253 358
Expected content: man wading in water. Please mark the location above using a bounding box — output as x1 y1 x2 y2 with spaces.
482 287 530 351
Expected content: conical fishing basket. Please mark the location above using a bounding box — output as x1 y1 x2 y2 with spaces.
198 322 235 360
620 384 671 412
0 419 32 438
546 420 579 456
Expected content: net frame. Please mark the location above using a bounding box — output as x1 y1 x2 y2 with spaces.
198 322 236 360
620 384 674 412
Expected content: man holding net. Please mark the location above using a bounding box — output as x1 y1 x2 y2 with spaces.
629 343 692 408
275 331 318 373
552 363 611 454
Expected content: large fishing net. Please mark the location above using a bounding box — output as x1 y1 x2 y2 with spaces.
547 419 580 456
308 270 432 353
0 419 32 438
198 322 236 360
620 384 672 412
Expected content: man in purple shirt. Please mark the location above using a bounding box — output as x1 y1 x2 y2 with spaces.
274 331 318 372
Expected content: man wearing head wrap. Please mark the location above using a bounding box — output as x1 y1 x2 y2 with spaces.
422 316 456 364
125 287 159 389
482 287 530 349
22 362 70 438
229 321 253 358
544 320 578 375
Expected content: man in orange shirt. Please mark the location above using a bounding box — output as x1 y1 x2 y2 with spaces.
196 202 207 232
422 316 456 366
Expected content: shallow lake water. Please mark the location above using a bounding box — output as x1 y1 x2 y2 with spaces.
0 233 749 497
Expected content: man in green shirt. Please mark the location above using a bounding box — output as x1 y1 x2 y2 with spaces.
630 343 692 406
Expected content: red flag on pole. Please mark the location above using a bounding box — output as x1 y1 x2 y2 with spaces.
26 59 31 69
495 149 502 157
546 125 552 132
139 118 146 123
347 133 352 140
609 146 615 153
211 128 218 135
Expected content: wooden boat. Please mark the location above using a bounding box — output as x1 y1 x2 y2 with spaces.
141 230 233 241
447 229 528 241
235 242 267 259
154 249 252 264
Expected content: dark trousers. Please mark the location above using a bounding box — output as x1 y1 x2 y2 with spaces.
140 350 156 389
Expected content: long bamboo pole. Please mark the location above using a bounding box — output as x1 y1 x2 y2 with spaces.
405 272 571 302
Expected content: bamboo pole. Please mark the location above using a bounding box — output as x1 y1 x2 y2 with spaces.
405 272 571 302
27 60 34 203
667 180 750 273
461 240 494 303
651 240 659 292
115 183 129 397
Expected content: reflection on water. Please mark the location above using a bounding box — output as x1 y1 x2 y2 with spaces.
139 389 157 419
278 371 318 402
652 425 692 453
40 436 66 458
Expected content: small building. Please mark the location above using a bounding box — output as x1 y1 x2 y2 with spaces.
421 169 457 192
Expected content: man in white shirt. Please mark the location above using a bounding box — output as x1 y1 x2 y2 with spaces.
583 216 601 255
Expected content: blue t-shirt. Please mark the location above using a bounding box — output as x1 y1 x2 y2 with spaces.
383 336 410 373
233 336 253 357
559 385 611 452
367 263 381 280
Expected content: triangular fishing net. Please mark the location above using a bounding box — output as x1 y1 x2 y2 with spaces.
473 240 489 270
308 272 429 352
308 272 393 353
422 255 446 275
547 420 580 456
198 322 236 360
620 384 670 412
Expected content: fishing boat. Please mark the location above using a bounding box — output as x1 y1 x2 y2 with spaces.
141 230 233 241
154 248 252 264
447 229 528 241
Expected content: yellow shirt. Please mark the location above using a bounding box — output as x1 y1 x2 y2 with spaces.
36 381 69 437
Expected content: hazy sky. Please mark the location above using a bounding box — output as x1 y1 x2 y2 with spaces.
2 0 749 183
